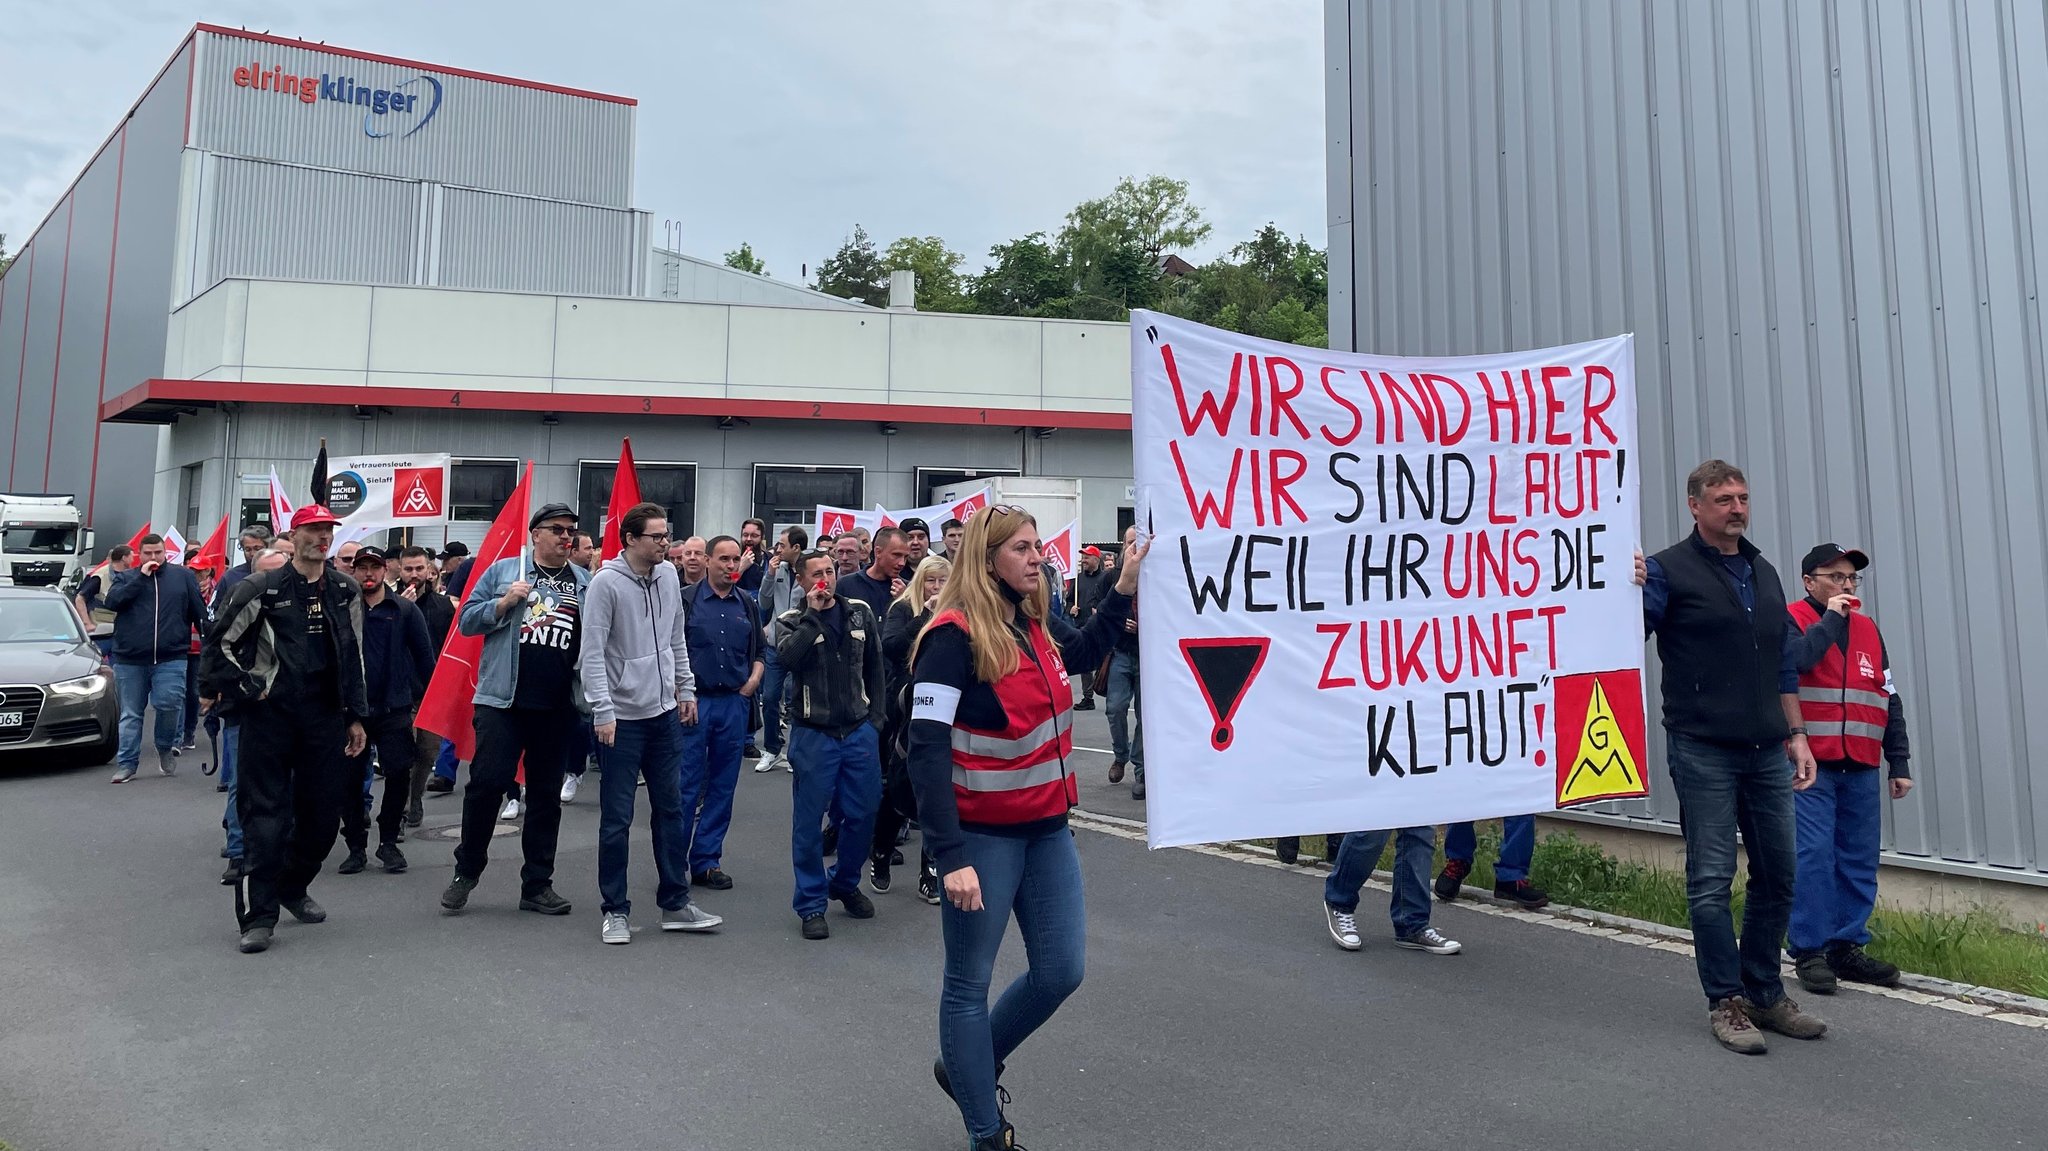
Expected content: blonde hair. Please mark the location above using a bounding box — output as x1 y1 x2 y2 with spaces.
891 555 952 616
912 506 1050 683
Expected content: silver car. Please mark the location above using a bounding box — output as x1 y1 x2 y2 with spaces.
0 586 119 765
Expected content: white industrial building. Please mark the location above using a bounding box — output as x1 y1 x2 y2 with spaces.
0 24 1138 551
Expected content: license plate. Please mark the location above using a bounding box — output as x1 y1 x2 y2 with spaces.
0 712 21 728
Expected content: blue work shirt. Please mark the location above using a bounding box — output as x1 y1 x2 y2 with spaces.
1643 532 1800 694
684 579 762 694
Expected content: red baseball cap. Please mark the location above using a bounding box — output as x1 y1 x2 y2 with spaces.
290 505 343 530
1080 545 1102 557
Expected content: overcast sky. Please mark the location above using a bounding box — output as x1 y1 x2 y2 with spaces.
1 0 1327 284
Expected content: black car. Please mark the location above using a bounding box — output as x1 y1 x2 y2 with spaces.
0 586 119 765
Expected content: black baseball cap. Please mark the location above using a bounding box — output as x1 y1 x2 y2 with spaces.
1801 543 1870 575
529 502 578 530
350 545 388 566
438 541 469 560
900 517 930 536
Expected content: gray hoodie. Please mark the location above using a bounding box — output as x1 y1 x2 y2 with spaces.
579 554 696 726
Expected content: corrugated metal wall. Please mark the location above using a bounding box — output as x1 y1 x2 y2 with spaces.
437 189 641 296
1327 0 2048 882
189 30 635 209
207 157 419 286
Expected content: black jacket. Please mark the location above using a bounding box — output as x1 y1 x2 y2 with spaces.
105 563 209 665
1649 532 1791 746
1071 566 1114 625
409 584 457 658
359 590 436 716
908 586 1130 877
202 564 369 722
882 599 930 697
775 598 887 738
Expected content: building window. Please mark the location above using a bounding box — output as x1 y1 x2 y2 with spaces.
450 459 518 522
914 466 1020 507
752 464 863 530
178 463 204 538
579 461 696 545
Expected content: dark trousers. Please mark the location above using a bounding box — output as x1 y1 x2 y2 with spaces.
869 748 915 862
406 726 440 812
234 702 350 931
342 709 418 850
453 705 570 897
597 714 693 916
1667 731 1798 1007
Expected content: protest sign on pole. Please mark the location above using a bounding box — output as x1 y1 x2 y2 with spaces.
1129 311 1645 849
317 453 452 554
1041 519 1080 579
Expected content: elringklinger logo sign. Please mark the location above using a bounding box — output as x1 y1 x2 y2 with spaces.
232 60 445 139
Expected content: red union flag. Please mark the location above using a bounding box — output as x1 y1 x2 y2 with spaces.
949 489 990 520
1040 518 1079 578
599 437 641 562
415 462 532 761
392 466 445 518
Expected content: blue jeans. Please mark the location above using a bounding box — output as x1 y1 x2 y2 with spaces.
114 659 186 771
1444 814 1536 882
597 714 693 916
939 825 1086 1141
221 722 243 859
758 646 793 755
1106 650 1143 771
1324 825 1436 936
1789 765 1884 956
433 738 458 781
680 693 750 873
181 658 199 742
1666 731 1797 1007
789 723 881 917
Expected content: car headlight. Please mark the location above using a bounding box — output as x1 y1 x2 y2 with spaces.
49 673 110 699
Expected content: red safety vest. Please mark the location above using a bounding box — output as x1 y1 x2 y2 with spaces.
932 609 1078 824
1787 599 1888 766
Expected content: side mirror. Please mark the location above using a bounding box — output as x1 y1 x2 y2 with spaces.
84 528 97 554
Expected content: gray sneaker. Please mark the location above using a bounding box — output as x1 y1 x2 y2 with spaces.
1742 994 1827 1040
157 748 177 777
1711 997 1768 1054
601 912 631 944
1395 926 1462 955
110 767 137 784
1324 903 1362 951
660 903 724 932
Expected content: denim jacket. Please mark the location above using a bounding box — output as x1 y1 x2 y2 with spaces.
458 555 593 711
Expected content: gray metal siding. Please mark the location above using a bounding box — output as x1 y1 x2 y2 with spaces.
436 189 640 296
1328 0 2048 880
190 30 633 208
207 157 419 286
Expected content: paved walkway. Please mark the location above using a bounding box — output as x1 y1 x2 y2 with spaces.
0 713 2040 1150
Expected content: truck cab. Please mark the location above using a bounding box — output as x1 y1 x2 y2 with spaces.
0 494 92 591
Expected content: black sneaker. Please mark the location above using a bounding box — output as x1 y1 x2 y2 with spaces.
220 859 242 886
425 775 454 794
1827 943 1901 987
238 926 273 954
934 1057 1008 1104
337 849 367 875
405 801 424 828
519 887 573 915
376 843 408 873
440 874 478 912
1274 837 1300 865
1073 697 1095 711
743 742 761 759
838 888 876 919
691 868 734 891
890 846 905 864
1795 953 1840 994
870 856 893 893
1492 878 1549 910
282 896 327 923
970 1125 1019 1151
801 914 829 940
1433 858 1471 901
918 857 941 905
822 825 838 857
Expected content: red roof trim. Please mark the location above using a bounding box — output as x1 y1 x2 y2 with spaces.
194 25 637 106
102 379 1133 431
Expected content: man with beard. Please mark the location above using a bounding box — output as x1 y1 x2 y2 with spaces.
336 546 435 875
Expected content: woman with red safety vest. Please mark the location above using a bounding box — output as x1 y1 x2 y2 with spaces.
1785 543 1912 996
907 505 1144 1151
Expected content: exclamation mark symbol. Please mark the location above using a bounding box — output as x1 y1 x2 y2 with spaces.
1614 449 1627 498
1533 703 1548 768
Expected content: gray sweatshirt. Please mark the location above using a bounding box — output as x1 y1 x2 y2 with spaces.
579 554 696 726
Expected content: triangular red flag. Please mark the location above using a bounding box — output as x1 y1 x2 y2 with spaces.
599 437 641 562
415 462 533 761
185 514 232 574
89 522 151 580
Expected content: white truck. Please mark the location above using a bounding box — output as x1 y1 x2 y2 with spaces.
0 494 94 591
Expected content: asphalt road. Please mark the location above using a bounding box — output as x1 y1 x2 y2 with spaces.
1 708 2041 1151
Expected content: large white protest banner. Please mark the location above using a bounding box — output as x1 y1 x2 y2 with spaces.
1130 311 1646 849
814 486 993 540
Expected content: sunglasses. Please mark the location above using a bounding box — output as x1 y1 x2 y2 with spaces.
986 504 1028 518
535 524 576 537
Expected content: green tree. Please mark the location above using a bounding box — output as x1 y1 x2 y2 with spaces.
723 242 767 276
882 235 968 312
0 234 11 277
814 225 888 307
1051 175 1213 321
968 232 1069 316
1161 222 1328 348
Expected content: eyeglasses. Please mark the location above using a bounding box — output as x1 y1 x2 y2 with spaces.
535 524 575 537
634 531 673 542
1810 571 1861 585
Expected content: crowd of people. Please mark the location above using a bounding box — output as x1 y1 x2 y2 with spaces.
73 454 1916 1149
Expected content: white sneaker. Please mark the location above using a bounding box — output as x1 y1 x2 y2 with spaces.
499 797 523 821
1324 903 1362 951
602 912 631 944
560 774 581 803
1396 926 1463 955
753 751 781 774
660 903 724 932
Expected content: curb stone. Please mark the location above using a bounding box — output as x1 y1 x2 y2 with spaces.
1069 808 2048 1023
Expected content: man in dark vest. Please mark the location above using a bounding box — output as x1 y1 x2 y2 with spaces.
1641 459 1824 1054
1785 543 1912 994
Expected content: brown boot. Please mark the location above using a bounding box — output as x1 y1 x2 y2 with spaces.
1709 997 1767 1054
1743 994 1828 1040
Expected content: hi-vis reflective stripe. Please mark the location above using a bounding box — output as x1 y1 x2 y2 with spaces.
950 709 1073 759
1799 686 1889 710
952 759 1068 792
1806 720 1887 741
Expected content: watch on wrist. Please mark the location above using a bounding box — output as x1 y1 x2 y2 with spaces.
1787 727 1807 738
